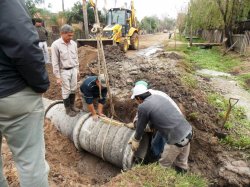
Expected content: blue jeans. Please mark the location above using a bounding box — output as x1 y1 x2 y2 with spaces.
151 131 166 159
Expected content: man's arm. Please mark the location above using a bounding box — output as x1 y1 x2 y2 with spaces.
87 104 97 116
51 43 61 79
0 0 49 93
134 106 150 141
74 43 79 73
98 88 107 104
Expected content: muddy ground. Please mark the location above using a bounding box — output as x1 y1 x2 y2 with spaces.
3 33 250 186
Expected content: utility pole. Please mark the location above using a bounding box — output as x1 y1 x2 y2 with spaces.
82 0 89 39
62 0 65 12
189 1 193 47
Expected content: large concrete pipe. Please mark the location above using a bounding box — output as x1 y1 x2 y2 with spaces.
44 99 149 170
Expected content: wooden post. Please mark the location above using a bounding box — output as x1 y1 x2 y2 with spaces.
62 0 65 12
190 17 193 47
174 29 177 49
82 0 89 39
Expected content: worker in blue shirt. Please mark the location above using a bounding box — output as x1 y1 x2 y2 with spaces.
80 74 107 120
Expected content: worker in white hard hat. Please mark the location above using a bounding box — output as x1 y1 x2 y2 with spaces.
126 81 184 160
129 84 193 173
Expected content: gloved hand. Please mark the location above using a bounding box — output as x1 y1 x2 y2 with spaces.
128 137 140 151
125 123 135 129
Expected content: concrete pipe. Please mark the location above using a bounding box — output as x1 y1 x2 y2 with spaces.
44 100 149 170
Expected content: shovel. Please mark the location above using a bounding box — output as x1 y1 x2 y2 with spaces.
215 97 239 139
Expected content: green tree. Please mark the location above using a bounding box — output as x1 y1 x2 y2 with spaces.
140 16 160 33
64 1 105 26
187 0 250 47
176 13 186 34
25 0 43 17
161 17 176 31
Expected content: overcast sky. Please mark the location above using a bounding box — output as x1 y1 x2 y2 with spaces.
41 0 189 20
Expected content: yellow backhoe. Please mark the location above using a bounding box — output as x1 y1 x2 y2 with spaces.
77 0 139 52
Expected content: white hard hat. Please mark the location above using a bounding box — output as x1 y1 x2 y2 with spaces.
131 84 148 99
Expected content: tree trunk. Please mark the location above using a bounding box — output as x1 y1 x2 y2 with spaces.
216 0 232 47
225 26 232 47
82 0 89 39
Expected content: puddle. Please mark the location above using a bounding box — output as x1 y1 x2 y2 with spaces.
198 69 250 120
137 45 163 57
197 69 232 77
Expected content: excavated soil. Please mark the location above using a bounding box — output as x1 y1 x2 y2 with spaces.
3 35 250 186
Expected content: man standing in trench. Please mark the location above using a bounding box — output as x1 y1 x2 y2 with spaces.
51 24 80 117
129 85 193 173
0 0 50 186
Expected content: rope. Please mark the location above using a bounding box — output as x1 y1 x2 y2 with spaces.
91 0 115 117
100 116 114 160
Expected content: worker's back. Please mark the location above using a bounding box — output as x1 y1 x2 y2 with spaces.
0 0 49 98
137 94 192 144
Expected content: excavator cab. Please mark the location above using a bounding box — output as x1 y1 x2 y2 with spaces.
77 1 139 52
106 8 131 37
102 7 139 52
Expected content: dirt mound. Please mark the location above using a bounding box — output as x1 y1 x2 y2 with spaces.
78 46 97 78
103 45 128 62
156 51 184 60
43 64 62 100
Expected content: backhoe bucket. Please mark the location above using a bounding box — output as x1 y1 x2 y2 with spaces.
77 39 114 48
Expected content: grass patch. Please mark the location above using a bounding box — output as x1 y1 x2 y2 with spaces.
237 73 250 90
181 74 198 89
164 42 189 53
165 39 242 73
186 47 241 72
115 164 208 187
207 93 250 149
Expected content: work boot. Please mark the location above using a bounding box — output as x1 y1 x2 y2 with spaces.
63 97 77 117
174 166 187 174
69 94 80 113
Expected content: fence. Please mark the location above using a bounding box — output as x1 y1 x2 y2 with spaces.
232 31 250 54
199 29 250 54
201 30 223 43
